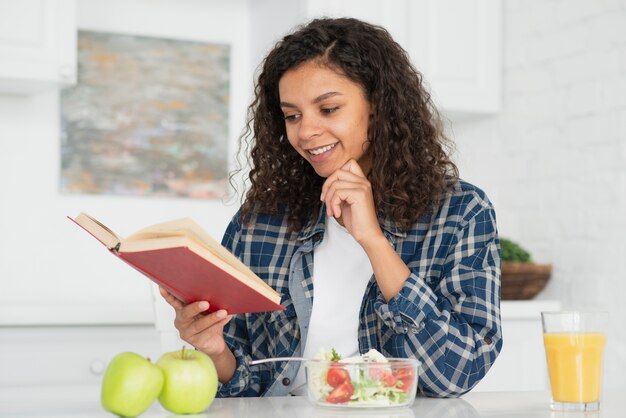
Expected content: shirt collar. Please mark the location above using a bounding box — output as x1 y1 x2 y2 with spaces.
297 204 327 241
378 215 407 239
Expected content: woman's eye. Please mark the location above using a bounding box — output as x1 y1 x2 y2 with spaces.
321 107 339 114
283 114 300 121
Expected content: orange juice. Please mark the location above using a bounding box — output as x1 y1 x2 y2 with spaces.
543 332 607 403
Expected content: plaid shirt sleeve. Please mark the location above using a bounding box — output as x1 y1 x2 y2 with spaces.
374 191 502 397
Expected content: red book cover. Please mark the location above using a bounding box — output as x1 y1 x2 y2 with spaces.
118 247 284 314
69 214 285 315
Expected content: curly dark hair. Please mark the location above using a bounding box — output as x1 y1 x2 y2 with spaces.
234 17 458 232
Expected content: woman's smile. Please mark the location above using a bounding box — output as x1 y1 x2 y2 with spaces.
307 142 337 156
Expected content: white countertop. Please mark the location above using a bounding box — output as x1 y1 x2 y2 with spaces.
0 387 620 418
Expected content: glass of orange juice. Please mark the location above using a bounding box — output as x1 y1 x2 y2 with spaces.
541 311 608 412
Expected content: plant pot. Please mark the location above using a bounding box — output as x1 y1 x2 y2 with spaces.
501 261 552 300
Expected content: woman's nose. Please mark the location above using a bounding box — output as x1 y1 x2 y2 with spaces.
298 114 322 141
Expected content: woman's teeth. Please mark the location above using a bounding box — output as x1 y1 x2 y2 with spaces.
309 143 336 156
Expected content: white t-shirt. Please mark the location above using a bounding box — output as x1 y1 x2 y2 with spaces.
291 216 374 394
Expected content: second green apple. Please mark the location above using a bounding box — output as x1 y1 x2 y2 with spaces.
157 347 219 414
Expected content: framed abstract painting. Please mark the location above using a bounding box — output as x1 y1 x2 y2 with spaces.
60 31 230 199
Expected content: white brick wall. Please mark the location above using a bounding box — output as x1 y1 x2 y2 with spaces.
452 0 626 390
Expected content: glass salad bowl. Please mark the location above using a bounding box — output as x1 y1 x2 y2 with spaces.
304 356 419 408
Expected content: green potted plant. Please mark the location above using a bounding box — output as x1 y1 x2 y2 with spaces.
500 238 552 300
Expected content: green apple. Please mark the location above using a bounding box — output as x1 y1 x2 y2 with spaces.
101 352 164 417
156 346 218 414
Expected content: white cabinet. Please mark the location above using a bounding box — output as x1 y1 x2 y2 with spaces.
261 0 502 118
473 300 562 392
406 0 502 117
0 325 161 390
0 0 76 94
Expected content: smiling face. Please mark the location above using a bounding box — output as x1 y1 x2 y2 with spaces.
278 60 372 178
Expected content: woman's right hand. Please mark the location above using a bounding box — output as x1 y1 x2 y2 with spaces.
159 286 233 357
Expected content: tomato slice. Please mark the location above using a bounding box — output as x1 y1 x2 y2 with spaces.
393 367 415 392
325 380 354 404
326 366 350 388
369 367 398 387
381 372 398 387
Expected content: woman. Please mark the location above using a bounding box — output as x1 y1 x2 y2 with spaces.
160 17 502 398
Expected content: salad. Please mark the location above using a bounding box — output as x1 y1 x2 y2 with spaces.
305 348 418 407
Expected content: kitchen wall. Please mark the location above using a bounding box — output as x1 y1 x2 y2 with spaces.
0 0 252 325
452 0 626 390
1 0 624 392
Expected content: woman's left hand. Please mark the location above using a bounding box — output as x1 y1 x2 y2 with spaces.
320 159 384 245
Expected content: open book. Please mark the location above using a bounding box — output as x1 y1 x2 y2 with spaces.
69 213 284 314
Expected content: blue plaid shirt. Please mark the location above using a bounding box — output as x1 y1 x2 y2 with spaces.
217 179 502 397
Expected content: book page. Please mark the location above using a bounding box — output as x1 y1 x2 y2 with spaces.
125 218 270 291
73 213 121 249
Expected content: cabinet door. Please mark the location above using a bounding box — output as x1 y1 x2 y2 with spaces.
0 0 76 94
407 0 502 117
303 0 502 117
0 325 161 390
304 0 411 47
